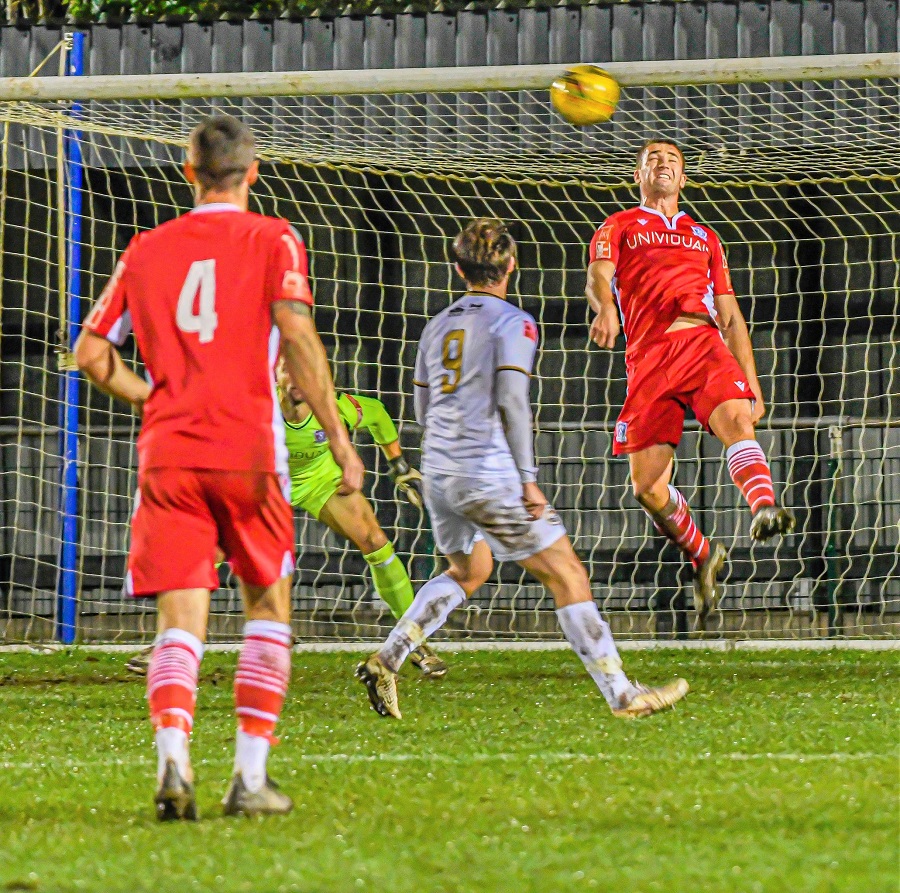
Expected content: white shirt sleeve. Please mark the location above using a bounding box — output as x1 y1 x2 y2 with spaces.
413 334 430 428
494 311 539 483
494 311 539 377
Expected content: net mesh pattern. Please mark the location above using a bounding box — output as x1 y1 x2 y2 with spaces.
1 76 898 181
0 73 897 643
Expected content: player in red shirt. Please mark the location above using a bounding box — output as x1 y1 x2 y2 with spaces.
74 116 364 821
586 139 794 622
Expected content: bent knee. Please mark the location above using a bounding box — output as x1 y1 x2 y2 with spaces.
546 551 592 607
347 513 388 554
712 400 754 440
528 537 589 591
560 557 590 597
447 558 492 594
633 479 669 508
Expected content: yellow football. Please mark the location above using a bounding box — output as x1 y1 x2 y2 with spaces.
550 65 620 126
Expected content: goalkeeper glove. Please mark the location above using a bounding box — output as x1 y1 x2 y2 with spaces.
388 455 423 509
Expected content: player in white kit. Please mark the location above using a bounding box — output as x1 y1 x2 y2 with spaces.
356 218 689 720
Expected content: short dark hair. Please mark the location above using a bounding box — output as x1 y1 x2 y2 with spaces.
636 138 685 169
187 115 256 191
451 218 517 287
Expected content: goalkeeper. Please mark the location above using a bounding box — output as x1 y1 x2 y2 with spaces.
276 359 447 678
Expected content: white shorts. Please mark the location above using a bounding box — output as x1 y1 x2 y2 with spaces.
423 472 566 563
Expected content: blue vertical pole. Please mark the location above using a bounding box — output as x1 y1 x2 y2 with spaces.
57 32 85 644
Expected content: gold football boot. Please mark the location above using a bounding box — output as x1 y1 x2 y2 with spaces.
612 678 690 719
355 654 401 719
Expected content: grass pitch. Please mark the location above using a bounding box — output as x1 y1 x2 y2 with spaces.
0 648 896 893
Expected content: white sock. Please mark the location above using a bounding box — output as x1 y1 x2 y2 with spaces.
379 573 466 672
556 600 636 709
155 726 190 784
234 729 270 794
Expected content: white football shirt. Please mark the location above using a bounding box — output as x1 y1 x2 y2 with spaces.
414 292 539 479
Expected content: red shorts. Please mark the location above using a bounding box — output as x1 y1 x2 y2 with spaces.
612 327 753 456
127 468 295 597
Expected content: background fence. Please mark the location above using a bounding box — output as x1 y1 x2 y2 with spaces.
0 16 897 642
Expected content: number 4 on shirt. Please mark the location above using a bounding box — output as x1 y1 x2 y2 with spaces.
176 259 218 343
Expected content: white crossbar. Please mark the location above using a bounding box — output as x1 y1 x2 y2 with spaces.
0 52 894 102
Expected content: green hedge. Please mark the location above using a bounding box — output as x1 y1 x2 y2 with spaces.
6 0 568 25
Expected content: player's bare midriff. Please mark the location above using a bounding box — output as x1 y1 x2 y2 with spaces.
665 311 715 333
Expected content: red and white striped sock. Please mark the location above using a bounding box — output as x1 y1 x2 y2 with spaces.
147 628 203 783
234 620 292 792
644 485 711 570
726 439 775 515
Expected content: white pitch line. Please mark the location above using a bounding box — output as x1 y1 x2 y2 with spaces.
267 751 891 764
1 639 898 655
0 751 888 772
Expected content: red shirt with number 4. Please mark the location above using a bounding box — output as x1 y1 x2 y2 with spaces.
83 204 312 474
588 206 734 364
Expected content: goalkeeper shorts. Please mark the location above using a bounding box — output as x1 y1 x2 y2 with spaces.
613 326 753 456
290 456 344 520
423 471 566 563
127 468 295 596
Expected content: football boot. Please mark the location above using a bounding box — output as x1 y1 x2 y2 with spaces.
750 505 796 542
612 678 690 719
693 541 726 625
155 758 197 822
409 642 448 679
222 773 293 818
355 654 401 719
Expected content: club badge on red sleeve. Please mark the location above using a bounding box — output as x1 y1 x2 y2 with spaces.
282 270 313 304
590 224 614 263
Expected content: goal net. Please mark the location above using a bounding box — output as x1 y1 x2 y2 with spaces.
0 52 897 644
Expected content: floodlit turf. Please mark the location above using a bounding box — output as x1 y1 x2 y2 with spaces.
0 649 896 893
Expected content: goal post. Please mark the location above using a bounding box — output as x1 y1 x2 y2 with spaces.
57 31 86 646
0 51 896 645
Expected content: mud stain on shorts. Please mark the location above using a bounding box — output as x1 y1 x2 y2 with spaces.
462 498 534 546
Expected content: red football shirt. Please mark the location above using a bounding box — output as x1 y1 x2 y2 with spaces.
588 206 734 362
83 204 313 474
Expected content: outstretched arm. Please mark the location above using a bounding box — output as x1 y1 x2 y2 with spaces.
74 329 151 414
585 259 620 349
713 291 765 424
342 393 423 507
343 393 399 450
274 301 364 493
76 244 148 412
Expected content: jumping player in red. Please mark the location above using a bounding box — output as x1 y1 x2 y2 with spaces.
586 139 794 621
74 116 364 820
